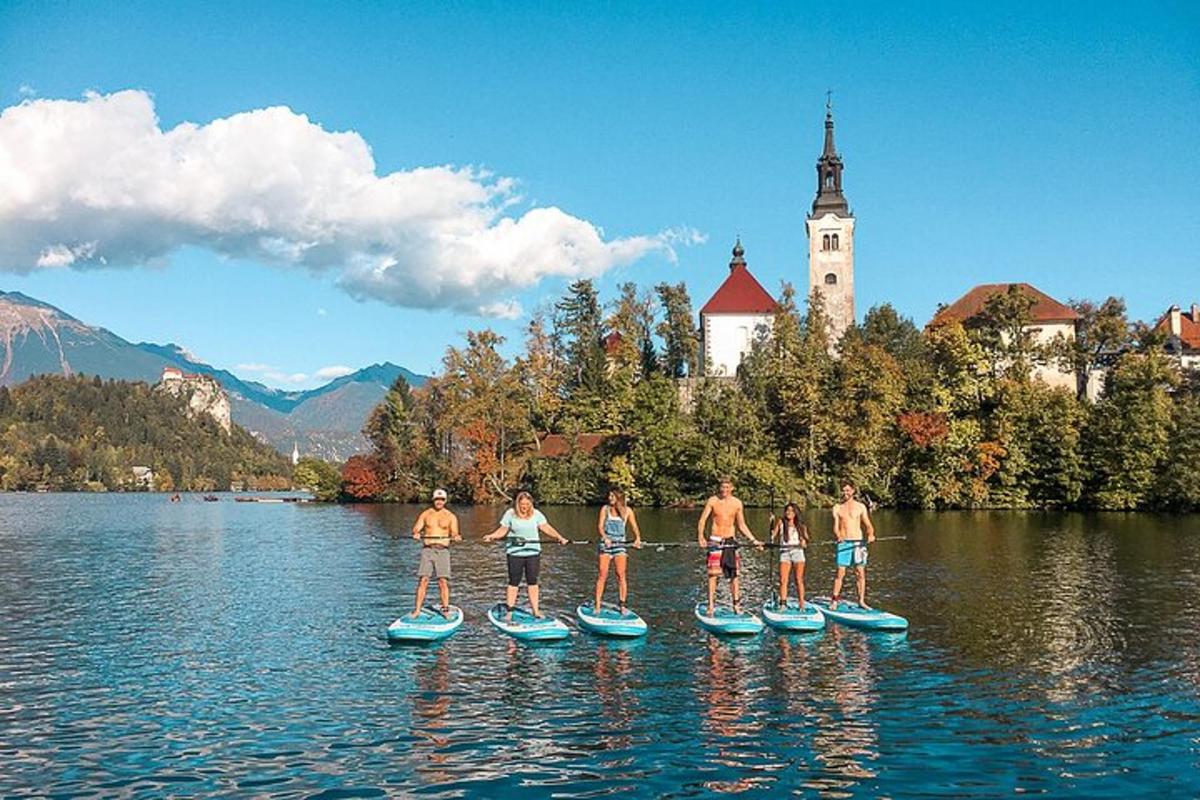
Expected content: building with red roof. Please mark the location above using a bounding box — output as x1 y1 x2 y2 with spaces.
932 282 1084 395
699 239 778 376
931 283 1080 327
1154 304 1200 370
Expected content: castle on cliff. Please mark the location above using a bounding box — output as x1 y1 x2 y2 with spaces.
158 367 232 434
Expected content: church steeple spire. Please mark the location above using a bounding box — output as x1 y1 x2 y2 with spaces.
811 95 851 219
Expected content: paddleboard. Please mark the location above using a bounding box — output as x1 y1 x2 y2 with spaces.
761 598 825 632
810 596 908 632
387 605 464 643
576 603 648 638
487 603 571 641
694 603 763 636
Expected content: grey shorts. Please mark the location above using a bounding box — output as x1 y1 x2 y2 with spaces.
418 547 451 578
780 547 806 564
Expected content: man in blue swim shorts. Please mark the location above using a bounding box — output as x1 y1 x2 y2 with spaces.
831 482 875 609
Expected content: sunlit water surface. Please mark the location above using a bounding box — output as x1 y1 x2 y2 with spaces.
2 495 1199 798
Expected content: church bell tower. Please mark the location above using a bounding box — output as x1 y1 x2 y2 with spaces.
806 97 855 346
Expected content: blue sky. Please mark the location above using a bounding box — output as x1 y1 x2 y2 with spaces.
1 2 1197 387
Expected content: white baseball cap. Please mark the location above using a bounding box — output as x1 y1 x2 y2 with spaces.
432 489 448 500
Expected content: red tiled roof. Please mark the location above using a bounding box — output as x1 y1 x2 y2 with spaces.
1153 307 1200 350
932 283 1079 326
700 265 778 315
537 433 608 458
602 331 623 355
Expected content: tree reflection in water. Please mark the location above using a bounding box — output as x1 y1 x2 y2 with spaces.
412 646 454 786
808 626 880 794
696 637 773 794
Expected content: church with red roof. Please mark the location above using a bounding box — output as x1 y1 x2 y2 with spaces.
699 101 857 375
699 239 778 376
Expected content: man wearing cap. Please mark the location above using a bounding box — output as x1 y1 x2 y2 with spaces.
411 489 461 617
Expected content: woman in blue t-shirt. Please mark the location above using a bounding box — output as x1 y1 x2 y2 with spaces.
483 491 569 619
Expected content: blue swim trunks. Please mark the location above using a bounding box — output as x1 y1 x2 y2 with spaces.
836 540 868 568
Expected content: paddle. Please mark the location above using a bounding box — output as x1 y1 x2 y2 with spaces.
495 535 592 545
811 535 907 547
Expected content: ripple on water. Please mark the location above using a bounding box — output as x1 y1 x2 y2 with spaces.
2 499 1200 798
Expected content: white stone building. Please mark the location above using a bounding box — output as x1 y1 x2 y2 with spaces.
699 240 777 376
807 102 856 346
932 283 1082 393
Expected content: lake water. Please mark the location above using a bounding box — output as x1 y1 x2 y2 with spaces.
2 495 1198 798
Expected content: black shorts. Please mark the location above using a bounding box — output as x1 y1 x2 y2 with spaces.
720 546 739 579
506 554 541 587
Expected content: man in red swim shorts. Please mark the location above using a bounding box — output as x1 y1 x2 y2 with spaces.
697 477 764 615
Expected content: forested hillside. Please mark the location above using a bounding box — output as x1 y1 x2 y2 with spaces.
0 375 292 491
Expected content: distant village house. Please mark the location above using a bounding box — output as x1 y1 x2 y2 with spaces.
1155 304 1200 370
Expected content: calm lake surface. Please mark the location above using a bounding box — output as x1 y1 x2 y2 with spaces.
2 495 1198 798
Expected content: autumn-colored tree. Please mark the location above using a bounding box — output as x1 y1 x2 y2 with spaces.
341 455 385 501
435 330 534 502
515 313 567 432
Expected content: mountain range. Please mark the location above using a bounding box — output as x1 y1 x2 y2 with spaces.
0 290 426 460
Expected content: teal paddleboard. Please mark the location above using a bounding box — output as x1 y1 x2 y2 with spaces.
387 605 464 642
761 598 825 632
694 603 763 636
487 603 570 641
576 603 648 638
810 596 908 632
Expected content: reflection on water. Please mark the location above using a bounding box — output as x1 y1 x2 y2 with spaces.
1 495 1199 798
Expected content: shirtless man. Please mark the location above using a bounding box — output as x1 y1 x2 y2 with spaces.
697 477 763 615
831 482 875 609
411 489 461 617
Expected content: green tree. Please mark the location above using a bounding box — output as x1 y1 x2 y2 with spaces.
827 336 906 504
655 282 699 378
1083 352 1176 509
1063 297 1132 399
966 284 1039 380
556 279 607 394
293 457 342 501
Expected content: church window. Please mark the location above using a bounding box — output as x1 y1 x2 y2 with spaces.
832 233 840 250
824 273 837 285
822 234 831 251
825 173 834 188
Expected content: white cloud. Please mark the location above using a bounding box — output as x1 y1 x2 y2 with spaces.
235 362 309 385
313 365 354 379
316 308 328 316
0 90 695 315
17 85 36 98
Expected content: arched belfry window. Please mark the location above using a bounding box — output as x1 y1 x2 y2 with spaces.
824 273 837 285
825 173 834 188
822 234 831 251
832 233 840 251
